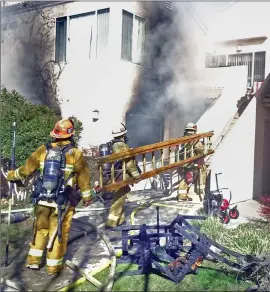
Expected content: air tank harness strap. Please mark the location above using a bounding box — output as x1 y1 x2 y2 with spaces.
57 171 76 243
31 204 38 245
57 143 76 243
46 143 75 244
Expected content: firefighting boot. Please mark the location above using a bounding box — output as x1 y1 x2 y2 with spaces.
105 220 127 230
177 193 193 202
25 262 40 270
47 265 65 276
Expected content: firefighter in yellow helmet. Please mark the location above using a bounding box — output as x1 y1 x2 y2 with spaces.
7 118 94 275
177 122 206 201
105 123 141 229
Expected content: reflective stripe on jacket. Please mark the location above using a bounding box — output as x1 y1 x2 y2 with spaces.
7 140 92 203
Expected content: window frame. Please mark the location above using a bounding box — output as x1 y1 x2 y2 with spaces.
121 9 146 65
68 11 96 62
96 8 110 58
204 50 266 86
54 8 110 64
55 16 67 64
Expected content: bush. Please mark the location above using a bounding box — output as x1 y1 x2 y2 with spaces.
1 88 83 167
193 217 270 257
193 217 270 291
0 88 83 202
259 194 270 222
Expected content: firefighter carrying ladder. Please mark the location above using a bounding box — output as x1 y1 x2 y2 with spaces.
96 131 214 192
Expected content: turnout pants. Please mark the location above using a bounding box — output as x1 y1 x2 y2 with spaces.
177 166 207 201
194 165 207 200
27 205 74 274
177 168 192 201
106 185 131 227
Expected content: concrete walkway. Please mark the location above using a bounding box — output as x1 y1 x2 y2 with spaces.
228 199 262 228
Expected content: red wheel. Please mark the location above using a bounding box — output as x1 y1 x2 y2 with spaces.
229 208 239 219
221 215 230 224
220 199 230 211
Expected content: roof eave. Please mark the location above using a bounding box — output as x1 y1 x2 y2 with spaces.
214 36 268 47
2 1 74 15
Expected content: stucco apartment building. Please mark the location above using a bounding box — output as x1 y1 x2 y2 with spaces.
5 1 270 202
198 2 270 202
1 1 213 149
205 2 269 92
1 1 151 146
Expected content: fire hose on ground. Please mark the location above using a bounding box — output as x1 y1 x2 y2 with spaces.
70 218 117 292
57 194 181 291
1 218 118 292
1 191 190 291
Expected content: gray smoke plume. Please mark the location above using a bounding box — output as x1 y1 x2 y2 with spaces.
126 2 212 148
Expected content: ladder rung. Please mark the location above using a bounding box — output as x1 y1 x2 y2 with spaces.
97 132 214 191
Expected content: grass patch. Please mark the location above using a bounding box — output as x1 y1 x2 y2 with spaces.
192 217 270 256
72 262 251 292
72 217 269 292
0 218 33 260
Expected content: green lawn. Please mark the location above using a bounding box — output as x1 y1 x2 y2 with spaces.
0 218 33 259
73 262 252 292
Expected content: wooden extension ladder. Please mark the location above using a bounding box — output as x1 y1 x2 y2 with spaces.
96 132 214 192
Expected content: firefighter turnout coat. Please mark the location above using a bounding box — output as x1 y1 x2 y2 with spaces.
106 138 140 228
7 140 92 274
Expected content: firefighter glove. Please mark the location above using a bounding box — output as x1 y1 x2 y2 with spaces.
7 170 16 181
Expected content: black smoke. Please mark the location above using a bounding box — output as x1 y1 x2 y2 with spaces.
126 2 208 148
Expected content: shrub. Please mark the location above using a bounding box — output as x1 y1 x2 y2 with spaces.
0 88 83 202
259 194 270 222
1 88 83 167
193 217 270 291
193 217 270 257
1 88 60 167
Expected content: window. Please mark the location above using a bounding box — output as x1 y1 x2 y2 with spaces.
205 50 266 86
121 10 145 64
205 54 226 68
254 51 266 82
69 12 95 62
96 8 110 58
55 8 110 63
55 17 67 63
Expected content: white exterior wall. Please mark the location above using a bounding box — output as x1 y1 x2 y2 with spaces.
199 2 270 202
210 97 256 203
197 66 248 145
207 2 270 77
55 2 146 148
165 66 248 200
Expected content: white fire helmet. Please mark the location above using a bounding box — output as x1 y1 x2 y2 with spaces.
112 123 127 138
185 122 197 132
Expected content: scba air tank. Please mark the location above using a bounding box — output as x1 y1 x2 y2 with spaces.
99 143 112 178
43 148 62 194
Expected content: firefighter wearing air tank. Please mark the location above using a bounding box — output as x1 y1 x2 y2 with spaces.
7 119 94 275
105 123 140 229
177 123 206 201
